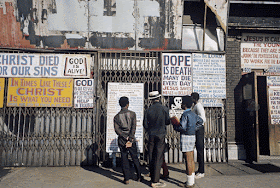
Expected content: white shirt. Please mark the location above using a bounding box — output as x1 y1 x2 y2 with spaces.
192 102 206 125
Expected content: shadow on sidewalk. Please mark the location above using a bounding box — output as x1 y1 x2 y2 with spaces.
244 163 280 173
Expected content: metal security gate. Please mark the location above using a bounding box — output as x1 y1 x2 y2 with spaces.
95 51 227 164
0 99 97 167
0 51 227 167
95 51 162 163
0 50 98 167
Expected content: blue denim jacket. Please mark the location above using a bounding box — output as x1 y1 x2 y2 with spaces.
173 109 203 135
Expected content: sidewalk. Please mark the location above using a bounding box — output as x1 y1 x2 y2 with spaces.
1 159 280 188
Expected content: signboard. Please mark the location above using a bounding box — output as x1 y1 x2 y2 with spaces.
0 53 91 78
74 79 95 108
106 83 144 153
267 76 280 86
268 86 280 124
241 33 280 72
0 78 5 108
162 53 192 96
192 53 226 99
7 78 73 107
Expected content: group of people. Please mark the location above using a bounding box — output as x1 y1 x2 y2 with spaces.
113 91 206 188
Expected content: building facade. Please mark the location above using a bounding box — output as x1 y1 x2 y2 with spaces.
3 0 271 167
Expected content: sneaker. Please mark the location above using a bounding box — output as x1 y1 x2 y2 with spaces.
151 182 166 187
195 173 204 179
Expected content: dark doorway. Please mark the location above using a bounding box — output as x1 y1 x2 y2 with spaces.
257 76 269 155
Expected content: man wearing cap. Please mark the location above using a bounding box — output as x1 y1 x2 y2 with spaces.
143 91 170 188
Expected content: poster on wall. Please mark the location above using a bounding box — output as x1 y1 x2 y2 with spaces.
162 53 192 96
0 78 5 108
0 53 91 78
74 79 94 108
106 82 144 153
267 76 280 124
241 33 280 73
7 78 73 107
268 86 280 124
192 53 226 99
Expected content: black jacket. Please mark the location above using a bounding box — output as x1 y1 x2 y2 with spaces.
143 101 170 136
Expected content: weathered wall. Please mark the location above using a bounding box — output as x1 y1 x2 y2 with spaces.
0 0 183 50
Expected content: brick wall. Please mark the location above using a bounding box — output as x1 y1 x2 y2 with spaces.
226 35 243 144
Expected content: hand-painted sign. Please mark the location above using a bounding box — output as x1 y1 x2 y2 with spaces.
7 78 73 107
192 53 226 99
106 83 144 153
241 33 280 72
162 53 192 96
0 53 91 78
74 79 94 108
0 78 5 108
268 86 280 124
267 76 280 86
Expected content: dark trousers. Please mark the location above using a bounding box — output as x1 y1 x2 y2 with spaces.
148 134 166 183
119 142 141 181
195 126 205 173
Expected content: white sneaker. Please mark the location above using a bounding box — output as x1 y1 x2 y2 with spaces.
151 182 166 187
195 173 204 179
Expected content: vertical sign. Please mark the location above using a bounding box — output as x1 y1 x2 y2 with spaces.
162 53 192 96
268 86 280 124
192 53 226 99
7 78 73 107
106 83 144 153
0 78 5 108
267 76 280 124
74 79 95 108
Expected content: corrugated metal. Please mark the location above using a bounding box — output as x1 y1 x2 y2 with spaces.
0 0 183 50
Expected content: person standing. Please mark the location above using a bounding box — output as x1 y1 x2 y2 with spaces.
143 91 170 188
172 95 203 187
114 96 142 184
191 92 206 179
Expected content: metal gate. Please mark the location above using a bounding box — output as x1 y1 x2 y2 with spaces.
95 51 227 164
0 51 227 167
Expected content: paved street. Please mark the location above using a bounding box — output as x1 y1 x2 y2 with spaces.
1 159 280 188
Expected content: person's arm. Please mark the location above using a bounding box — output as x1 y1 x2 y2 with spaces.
129 112 137 141
143 110 149 130
114 115 127 139
173 114 187 133
196 103 206 124
196 115 204 129
164 107 170 125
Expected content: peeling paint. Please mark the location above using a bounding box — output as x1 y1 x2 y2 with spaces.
0 0 183 50
204 0 228 33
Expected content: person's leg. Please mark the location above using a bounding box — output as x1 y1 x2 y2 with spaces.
184 151 195 175
120 146 130 182
184 151 195 187
161 157 169 177
128 142 142 180
153 135 165 183
195 126 205 174
148 135 155 181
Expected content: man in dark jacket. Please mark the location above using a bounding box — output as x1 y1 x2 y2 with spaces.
114 96 142 184
143 91 170 188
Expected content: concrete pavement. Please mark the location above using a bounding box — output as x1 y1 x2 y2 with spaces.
1 159 280 188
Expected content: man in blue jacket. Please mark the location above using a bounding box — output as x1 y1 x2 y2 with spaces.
143 91 170 188
173 95 203 188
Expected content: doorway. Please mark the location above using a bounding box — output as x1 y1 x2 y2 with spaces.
257 76 270 155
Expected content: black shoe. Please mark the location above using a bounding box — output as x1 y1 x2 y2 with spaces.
160 173 169 179
123 180 129 184
136 176 144 182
